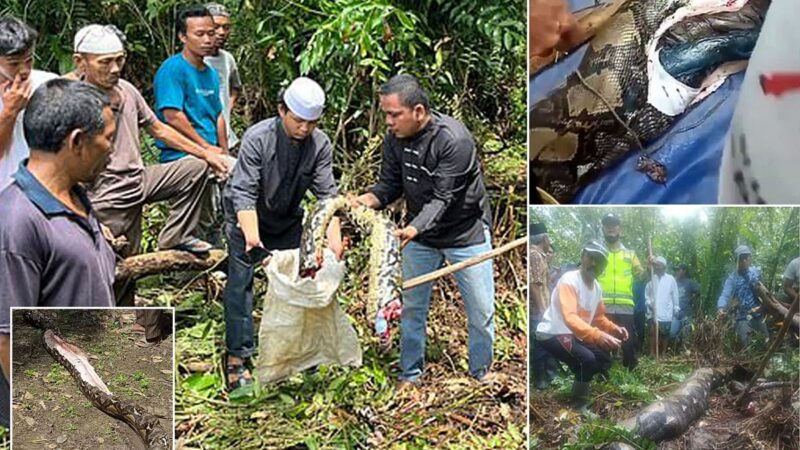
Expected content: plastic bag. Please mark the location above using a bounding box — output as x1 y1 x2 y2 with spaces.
255 249 362 383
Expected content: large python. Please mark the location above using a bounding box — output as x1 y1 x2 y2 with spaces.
21 310 171 450
298 196 402 344
530 0 770 203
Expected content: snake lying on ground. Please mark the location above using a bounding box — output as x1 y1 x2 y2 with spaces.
530 0 770 203
21 311 170 450
298 196 402 343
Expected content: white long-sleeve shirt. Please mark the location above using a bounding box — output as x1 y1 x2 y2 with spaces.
646 273 680 322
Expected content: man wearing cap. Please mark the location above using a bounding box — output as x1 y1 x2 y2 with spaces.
596 213 644 369
222 76 343 390
204 3 241 151
645 256 679 355
0 16 57 191
68 24 231 305
353 73 496 385
783 256 800 302
536 240 628 416
0 79 118 428
717 245 769 345
529 222 556 390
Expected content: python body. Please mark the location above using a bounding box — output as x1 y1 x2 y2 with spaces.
42 330 170 450
530 0 770 203
298 197 402 343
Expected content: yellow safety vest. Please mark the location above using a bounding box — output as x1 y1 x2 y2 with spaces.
598 247 635 307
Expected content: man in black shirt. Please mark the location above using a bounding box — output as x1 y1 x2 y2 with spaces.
355 74 495 385
222 77 343 390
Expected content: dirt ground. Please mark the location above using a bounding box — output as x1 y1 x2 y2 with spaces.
11 310 173 450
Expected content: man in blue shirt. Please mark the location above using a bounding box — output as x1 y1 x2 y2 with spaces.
153 5 228 244
717 245 769 345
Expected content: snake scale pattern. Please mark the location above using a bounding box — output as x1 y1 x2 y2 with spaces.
298 196 402 340
530 0 769 203
37 327 170 449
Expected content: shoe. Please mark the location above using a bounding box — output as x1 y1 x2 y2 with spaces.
170 238 213 256
570 381 598 418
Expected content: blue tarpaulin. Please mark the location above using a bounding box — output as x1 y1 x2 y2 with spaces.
529 0 744 204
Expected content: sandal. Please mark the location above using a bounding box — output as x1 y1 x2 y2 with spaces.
223 353 253 391
171 238 213 256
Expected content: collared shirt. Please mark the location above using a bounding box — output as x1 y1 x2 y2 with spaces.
0 70 58 191
0 161 116 334
86 79 158 207
369 111 492 248
223 117 337 249
717 266 762 320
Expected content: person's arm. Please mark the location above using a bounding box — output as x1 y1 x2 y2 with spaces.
782 260 799 300
326 217 343 260
162 109 221 151
0 74 32 160
229 59 242 111
784 278 799 301
632 253 645 279
672 278 680 317
147 120 229 174
357 137 402 209
216 113 228 154
228 131 265 251
717 275 734 314
559 282 603 345
0 248 40 380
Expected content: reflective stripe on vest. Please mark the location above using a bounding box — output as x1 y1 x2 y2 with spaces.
598 248 635 307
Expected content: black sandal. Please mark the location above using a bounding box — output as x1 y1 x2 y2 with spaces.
223 352 253 391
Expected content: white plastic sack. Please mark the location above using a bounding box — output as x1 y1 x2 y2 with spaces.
255 249 362 383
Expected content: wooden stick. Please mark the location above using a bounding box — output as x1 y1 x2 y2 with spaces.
735 284 799 406
649 236 659 362
402 237 526 290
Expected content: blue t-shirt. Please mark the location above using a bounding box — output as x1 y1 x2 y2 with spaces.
153 53 222 162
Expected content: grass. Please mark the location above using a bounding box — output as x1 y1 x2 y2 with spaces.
45 364 67 385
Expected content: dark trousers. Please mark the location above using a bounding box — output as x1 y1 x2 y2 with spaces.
634 310 646 352
222 221 301 359
607 313 638 369
539 335 611 383
531 319 557 379
135 310 170 341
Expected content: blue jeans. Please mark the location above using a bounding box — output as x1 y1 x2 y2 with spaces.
399 228 495 381
222 222 268 359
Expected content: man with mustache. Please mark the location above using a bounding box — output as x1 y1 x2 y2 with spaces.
0 79 118 427
204 3 241 152
153 5 229 245
354 74 496 386
222 77 343 390
0 16 57 190
535 240 628 417
596 213 645 370
67 24 229 306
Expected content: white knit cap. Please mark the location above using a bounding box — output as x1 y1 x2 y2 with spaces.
74 25 124 54
655 256 667 266
283 77 325 121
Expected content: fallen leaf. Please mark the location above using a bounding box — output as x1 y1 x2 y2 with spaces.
56 435 67 444
250 411 269 420
160 370 172 375
24 391 33 400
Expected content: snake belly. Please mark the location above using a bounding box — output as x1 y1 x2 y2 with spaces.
297 196 403 339
530 0 769 203
42 330 170 450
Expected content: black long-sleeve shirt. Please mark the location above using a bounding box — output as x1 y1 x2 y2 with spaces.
370 111 491 248
223 117 338 248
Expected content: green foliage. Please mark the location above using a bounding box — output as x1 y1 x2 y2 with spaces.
45 364 67 384
563 420 656 450
530 207 800 316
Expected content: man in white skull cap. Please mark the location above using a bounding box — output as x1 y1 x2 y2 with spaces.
221 76 343 390
67 24 231 306
645 256 679 355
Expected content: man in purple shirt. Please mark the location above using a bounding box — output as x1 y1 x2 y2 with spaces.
0 80 118 418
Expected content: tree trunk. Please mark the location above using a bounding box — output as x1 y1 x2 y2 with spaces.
617 368 730 442
115 250 227 282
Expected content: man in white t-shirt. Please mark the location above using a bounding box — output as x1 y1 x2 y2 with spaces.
0 17 57 191
536 240 628 416
645 256 679 355
204 3 241 150
783 256 800 302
